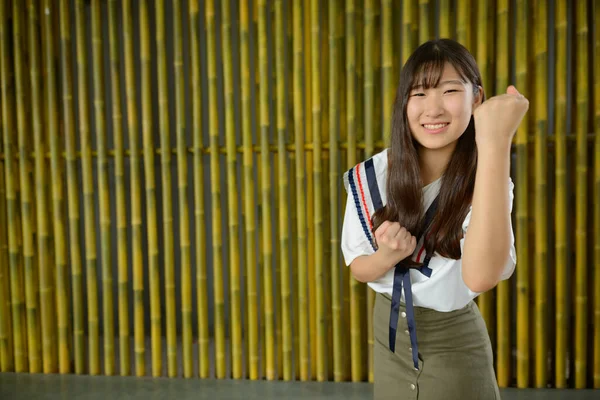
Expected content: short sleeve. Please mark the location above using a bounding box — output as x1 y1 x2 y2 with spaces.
341 190 376 266
460 177 517 282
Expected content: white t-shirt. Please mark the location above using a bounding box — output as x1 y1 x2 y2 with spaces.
341 148 517 312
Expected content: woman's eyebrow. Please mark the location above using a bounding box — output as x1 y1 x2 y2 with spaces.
438 80 465 86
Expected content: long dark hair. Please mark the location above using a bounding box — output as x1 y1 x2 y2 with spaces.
371 39 484 261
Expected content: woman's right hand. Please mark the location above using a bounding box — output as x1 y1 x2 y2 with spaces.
374 221 417 267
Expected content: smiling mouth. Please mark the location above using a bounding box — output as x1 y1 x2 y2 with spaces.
422 123 449 130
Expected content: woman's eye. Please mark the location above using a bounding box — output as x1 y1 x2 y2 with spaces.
411 93 425 97
445 89 459 94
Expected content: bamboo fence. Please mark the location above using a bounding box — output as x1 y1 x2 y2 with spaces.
0 0 598 389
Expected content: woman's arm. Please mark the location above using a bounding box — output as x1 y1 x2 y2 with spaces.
461 144 512 292
462 85 528 293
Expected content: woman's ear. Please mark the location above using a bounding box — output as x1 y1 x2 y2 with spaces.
472 85 484 110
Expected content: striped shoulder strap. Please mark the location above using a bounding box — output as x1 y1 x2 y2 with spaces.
343 157 384 251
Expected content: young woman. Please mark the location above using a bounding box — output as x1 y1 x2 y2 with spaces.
341 39 528 399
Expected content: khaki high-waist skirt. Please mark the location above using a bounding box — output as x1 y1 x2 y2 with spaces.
373 292 501 400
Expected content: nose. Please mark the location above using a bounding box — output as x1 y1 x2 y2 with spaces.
424 93 444 118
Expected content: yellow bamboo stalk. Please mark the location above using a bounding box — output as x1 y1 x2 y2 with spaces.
554 0 568 388
139 0 162 377
59 0 84 375
274 0 292 381
12 1 39 374
309 0 326 382
171 0 192 379
41 0 69 375
456 0 472 52
30 0 58 374
419 0 433 44
257 0 275 380
74 0 100 375
154 0 177 378
594 0 600 389
402 0 418 66
382 0 392 146
515 0 530 388
329 0 343 382
0 34 27 366
533 0 548 388
188 0 209 379
91 0 115 376
363 0 375 383
475 0 494 340
346 0 362 382
574 0 589 389
239 0 259 380
0 138 12 372
220 0 243 379
439 0 452 39
494 0 510 387
107 0 130 377
205 0 226 379
292 0 309 381
123 0 145 377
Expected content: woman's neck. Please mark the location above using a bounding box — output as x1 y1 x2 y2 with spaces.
418 143 456 186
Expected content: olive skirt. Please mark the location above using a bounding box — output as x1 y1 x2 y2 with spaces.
373 292 501 400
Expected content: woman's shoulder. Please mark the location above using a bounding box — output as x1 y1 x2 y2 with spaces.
342 148 389 193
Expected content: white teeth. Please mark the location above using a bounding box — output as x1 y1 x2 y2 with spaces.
423 123 448 130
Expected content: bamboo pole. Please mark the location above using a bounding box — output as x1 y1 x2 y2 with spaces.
309 0 326 382
364 0 375 382
456 0 472 52
382 0 392 146
594 0 600 389
419 0 433 44
320 3 332 380
494 0 510 387
30 0 58 374
13 1 39 374
274 0 292 381
533 0 548 388
59 0 84 375
292 0 309 381
107 0 130 377
139 0 162 377
43 0 69 374
439 0 452 39
515 0 530 388
402 0 418 69
91 0 115 375
554 0 568 388
475 0 494 341
346 0 363 382
0 137 12 372
123 0 145 377
257 0 275 380
188 0 209 379
329 0 343 382
0 25 27 363
205 0 226 379
303 1 316 380
154 0 177 378
239 0 259 380
172 0 192 379
75 0 100 375
574 0 589 389
220 0 243 380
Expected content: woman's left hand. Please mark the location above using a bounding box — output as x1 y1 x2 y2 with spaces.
473 85 529 150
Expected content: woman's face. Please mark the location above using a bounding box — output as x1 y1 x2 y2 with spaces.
406 63 482 152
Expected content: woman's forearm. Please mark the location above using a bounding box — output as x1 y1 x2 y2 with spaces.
461 143 513 292
350 251 396 283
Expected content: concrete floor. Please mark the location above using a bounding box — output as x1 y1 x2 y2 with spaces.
1 373 599 400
